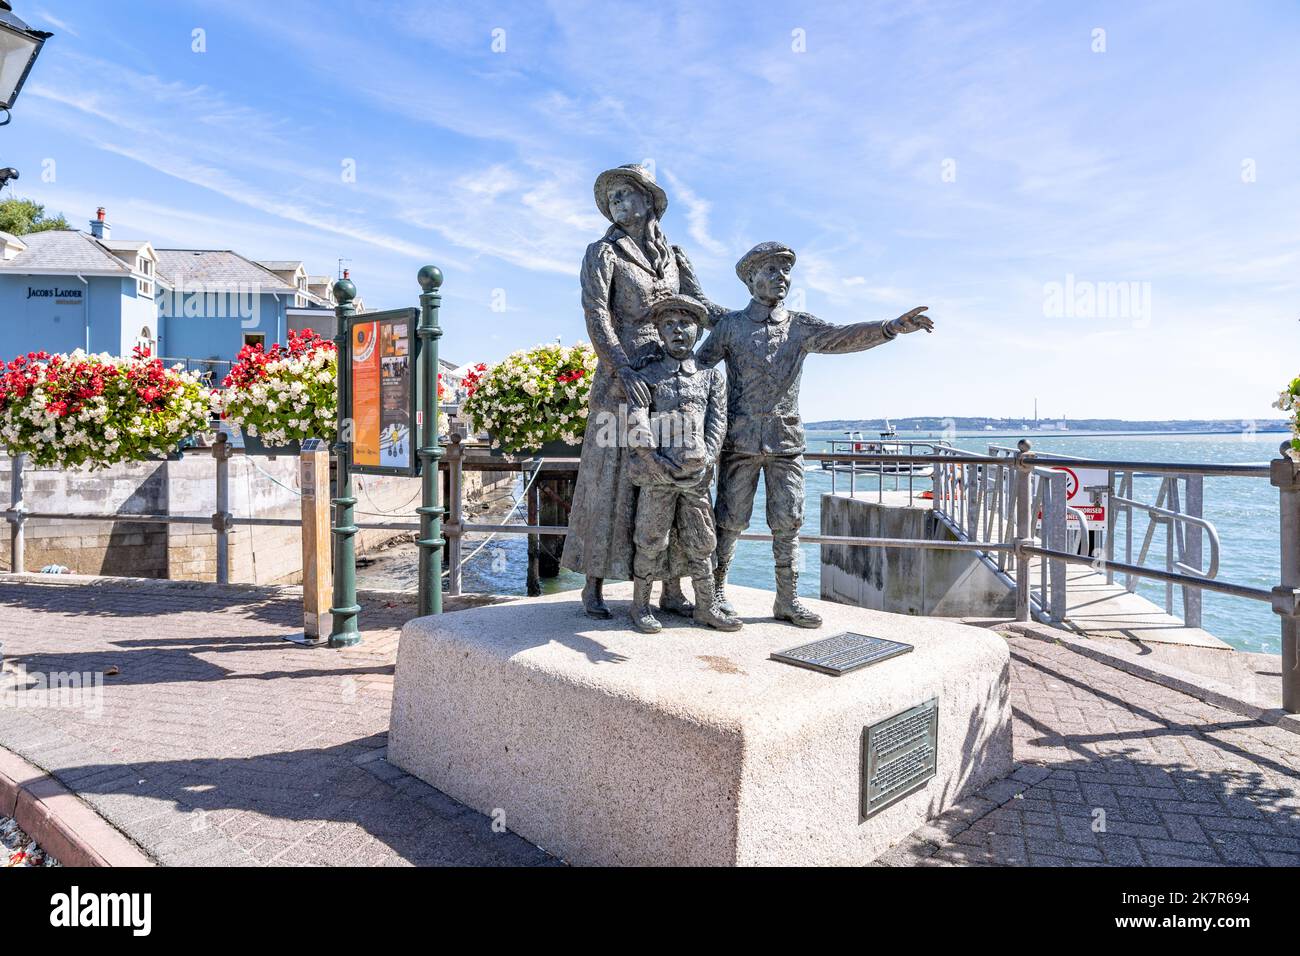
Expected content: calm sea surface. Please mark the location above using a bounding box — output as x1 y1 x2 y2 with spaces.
358 429 1286 655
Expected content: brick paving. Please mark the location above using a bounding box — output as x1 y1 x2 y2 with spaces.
0 579 1296 867
880 639 1300 867
0 581 554 867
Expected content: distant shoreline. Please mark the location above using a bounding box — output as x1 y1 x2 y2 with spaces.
806 419 1290 437
807 428 1291 440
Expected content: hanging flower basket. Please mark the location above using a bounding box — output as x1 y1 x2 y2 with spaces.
460 342 595 455
0 348 210 469
212 329 337 453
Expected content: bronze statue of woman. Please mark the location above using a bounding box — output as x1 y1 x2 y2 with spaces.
561 164 724 618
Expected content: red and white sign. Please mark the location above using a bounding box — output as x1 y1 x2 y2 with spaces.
1051 465 1108 530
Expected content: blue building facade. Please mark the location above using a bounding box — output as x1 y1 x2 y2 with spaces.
154 249 296 365
0 227 160 358
0 210 324 368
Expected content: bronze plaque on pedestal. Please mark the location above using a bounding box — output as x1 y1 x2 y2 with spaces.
861 698 939 819
770 631 912 676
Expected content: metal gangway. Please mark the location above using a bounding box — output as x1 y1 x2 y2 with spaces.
820 438 1241 641
929 444 1230 645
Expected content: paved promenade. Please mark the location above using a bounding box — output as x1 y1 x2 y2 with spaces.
0 577 1297 866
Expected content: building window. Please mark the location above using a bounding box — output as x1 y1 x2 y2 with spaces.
243 333 266 351
135 256 155 299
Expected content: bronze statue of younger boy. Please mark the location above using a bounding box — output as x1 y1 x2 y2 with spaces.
626 294 741 634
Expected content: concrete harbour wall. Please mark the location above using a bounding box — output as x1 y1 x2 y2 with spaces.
820 493 1016 617
0 453 507 586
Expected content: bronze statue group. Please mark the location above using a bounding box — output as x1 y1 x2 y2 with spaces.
561 165 935 634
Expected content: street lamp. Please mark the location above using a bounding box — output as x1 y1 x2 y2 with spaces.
0 2 50 122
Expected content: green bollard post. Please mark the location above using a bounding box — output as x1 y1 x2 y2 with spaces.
329 276 362 646
416 265 445 616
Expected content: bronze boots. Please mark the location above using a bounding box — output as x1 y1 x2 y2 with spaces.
773 565 822 628
630 577 662 633
692 574 742 631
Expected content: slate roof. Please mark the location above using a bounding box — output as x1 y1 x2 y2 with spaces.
256 260 305 273
154 250 298 293
0 230 133 274
100 239 151 253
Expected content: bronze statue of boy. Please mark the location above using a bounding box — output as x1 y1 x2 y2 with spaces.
626 294 741 634
697 241 935 628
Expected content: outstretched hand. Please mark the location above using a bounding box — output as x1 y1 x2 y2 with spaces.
892 306 935 334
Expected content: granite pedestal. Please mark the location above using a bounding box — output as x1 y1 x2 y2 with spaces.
388 584 1012 866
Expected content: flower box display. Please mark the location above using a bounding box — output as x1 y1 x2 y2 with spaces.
213 329 337 454
460 343 595 455
0 347 210 469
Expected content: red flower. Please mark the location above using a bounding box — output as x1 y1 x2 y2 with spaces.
463 362 489 398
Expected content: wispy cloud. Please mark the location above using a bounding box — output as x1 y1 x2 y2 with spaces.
26 56 442 261
662 169 726 258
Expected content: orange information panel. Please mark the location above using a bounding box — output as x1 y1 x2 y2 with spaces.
347 308 418 476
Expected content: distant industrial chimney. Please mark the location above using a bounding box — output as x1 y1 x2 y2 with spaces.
88 206 110 240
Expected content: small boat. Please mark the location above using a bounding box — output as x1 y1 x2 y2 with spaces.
819 423 937 477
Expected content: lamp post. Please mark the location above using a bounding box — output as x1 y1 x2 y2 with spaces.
0 2 51 126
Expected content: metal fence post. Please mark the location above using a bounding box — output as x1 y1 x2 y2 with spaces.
1122 473 1135 593
212 432 232 584
1014 439 1033 622
329 277 361 646
1046 469 1068 623
1272 444 1300 713
416 265 445 616
526 465 541 597
9 452 24 574
1105 470 1117 586
1183 474 1204 628
446 433 464 597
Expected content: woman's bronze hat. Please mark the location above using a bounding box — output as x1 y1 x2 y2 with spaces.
594 163 669 222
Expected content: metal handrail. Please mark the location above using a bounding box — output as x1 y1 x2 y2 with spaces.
1110 491 1221 580
961 444 1229 625
1021 544 1272 604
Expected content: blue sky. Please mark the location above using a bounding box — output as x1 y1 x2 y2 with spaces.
7 0 1299 422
